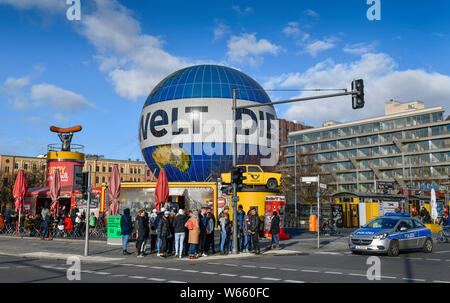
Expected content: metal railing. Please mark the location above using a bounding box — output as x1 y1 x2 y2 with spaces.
0 221 107 240
47 143 85 153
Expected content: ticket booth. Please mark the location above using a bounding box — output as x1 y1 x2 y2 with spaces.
264 196 290 239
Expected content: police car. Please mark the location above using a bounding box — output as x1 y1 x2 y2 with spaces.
349 213 433 256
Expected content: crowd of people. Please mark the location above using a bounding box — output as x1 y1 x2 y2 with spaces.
0 205 105 239
120 204 282 259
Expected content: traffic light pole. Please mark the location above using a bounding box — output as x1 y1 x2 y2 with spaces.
232 88 239 254
84 166 91 257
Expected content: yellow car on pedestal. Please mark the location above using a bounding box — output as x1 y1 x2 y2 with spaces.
220 164 282 189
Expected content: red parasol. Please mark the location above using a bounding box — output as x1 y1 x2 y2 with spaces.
154 168 169 212
13 170 28 213
13 170 28 235
108 164 120 216
50 169 61 216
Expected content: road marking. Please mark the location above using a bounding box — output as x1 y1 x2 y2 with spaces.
168 280 187 283
219 273 237 277
134 265 148 268
260 266 276 270
223 263 238 267
380 276 397 279
150 266 164 269
129 276 147 279
109 274 127 278
425 258 441 261
200 271 218 275
284 280 305 283
348 273 366 277
242 265 257 268
315 252 342 255
434 280 450 283
240 275 259 279
280 268 297 271
166 268 181 271
0 266 10 269
301 269 319 273
147 277 166 282
16 265 31 268
207 262 222 265
402 278 425 282
435 250 450 254
182 269 199 273
405 257 423 260
261 277 281 281
324 271 343 275
121 263 134 266
95 272 111 275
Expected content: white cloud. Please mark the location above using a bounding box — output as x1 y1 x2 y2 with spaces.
30 84 94 112
0 0 65 12
232 5 253 16
343 42 377 55
213 21 231 41
226 33 280 66
78 0 190 100
304 38 336 56
283 22 300 37
264 52 450 126
304 9 320 18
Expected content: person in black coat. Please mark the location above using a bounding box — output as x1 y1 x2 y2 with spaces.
120 208 133 255
248 207 260 254
135 210 149 257
158 211 172 258
173 209 188 258
270 211 281 249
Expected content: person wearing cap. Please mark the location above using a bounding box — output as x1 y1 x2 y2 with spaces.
185 211 200 259
173 209 188 258
270 211 281 250
157 211 172 258
149 209 158 253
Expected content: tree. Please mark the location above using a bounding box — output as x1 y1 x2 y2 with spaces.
0 169 46 211
279 150 334 218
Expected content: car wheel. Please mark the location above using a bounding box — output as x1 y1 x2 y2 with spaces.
422 238 433 253
387 240 399 257
266 179 277 189
351 250 362 255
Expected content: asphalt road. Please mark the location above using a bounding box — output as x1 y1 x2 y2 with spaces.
1 244 450 283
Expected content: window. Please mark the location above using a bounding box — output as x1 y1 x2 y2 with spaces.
33 164 36 170
120 167 124 174
14 163 18 169
24 164 28 170
109 167 112 173
102 176 106 183
96 166 99 172
4 167 9 173
238 166 247 172
5 159 9 163
248 166 262 172
102 166 106 172
42 164 46 171
95 176 99 184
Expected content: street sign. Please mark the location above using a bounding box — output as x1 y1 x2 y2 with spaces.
319 183 327 189
302 176 318 183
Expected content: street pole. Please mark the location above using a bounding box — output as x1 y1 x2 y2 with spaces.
232 88 238 254
317 174 320 249
84 166 91 257
294 141 297 218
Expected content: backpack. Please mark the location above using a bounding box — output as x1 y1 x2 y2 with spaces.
185 219 194 230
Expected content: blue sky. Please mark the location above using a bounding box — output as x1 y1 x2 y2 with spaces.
0 0 449 161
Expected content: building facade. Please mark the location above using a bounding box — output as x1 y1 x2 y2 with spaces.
278 119 311 164
0 154 151 188
282 100 450 194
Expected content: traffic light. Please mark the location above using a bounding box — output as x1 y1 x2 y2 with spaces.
352 79 364 109
231 166 246 191
75 171 89 194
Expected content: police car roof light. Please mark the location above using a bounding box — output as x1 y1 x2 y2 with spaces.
385 213 410 217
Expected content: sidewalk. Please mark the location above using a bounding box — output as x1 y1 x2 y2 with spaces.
0 231 351 264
